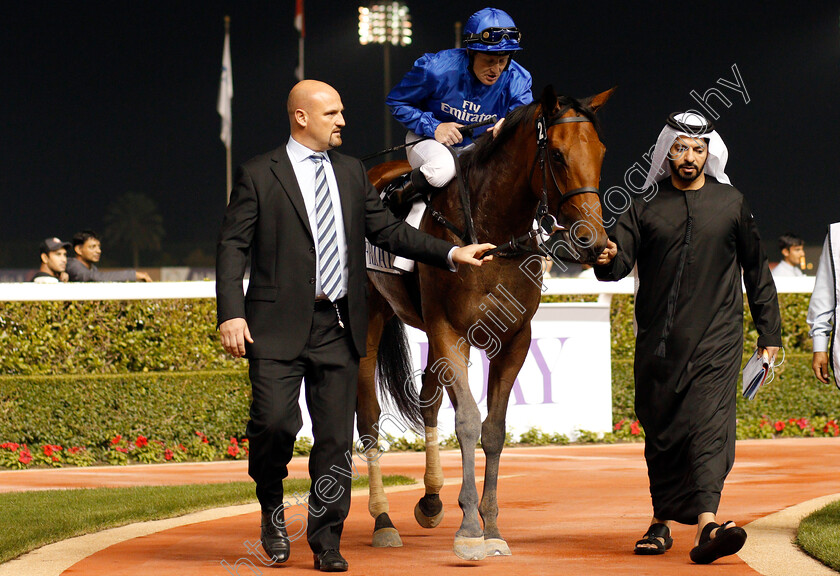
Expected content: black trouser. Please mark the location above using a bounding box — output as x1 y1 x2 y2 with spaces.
247 298 358 553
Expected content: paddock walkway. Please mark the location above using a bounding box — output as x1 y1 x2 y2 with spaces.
2 439 839 575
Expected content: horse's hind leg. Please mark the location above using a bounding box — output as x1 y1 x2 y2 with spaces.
480 328 531 557
357 290 402 548
413 371 446 530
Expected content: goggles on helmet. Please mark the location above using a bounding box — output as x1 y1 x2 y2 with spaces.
464 27 521 46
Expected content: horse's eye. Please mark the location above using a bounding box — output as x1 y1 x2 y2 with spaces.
551 150 564 163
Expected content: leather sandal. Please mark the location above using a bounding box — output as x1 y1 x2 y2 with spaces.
634 522 673 555
689 521 747 564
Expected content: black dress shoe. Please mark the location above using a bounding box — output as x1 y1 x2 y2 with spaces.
313 549 348 572
260 510 290 564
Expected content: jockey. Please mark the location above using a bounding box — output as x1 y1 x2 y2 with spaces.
384 7 533 222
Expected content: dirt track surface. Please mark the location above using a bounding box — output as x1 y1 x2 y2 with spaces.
2 440 839 575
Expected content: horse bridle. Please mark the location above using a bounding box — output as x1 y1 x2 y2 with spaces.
483 106 600 257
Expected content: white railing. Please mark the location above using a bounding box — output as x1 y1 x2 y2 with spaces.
0 276 815 302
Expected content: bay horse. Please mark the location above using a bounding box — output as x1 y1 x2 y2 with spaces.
357 85 614 560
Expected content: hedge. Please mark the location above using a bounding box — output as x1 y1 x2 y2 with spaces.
0 371 250 447
0 299 236 375
0 294 815 375
0 292 827 455
613 353 840 422
600 292 815 358
1 355 832 451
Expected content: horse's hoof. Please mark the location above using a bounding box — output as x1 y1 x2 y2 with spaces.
454 536 487 561
372 527 403 548
484 538 511 556
414 501 444 529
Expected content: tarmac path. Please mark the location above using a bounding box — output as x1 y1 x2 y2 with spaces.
1 440 838 575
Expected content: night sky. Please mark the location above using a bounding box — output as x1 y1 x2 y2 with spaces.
4 1 838 267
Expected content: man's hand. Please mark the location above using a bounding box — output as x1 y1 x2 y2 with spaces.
595 239 617 266
452 243 495 267
813 351 831 384
435 122 464 146
220 317 254 358
491 117 506 138
136 271 152 282
759 346 781 367
59 271 69 282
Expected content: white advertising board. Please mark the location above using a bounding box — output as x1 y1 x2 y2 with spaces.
294 302 613 442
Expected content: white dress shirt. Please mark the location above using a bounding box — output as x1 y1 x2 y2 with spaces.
807 233 835 353
286 137 348 300
771 259 804 278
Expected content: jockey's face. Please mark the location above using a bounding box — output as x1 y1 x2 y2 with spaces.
668 136 708 186
472 52 510 86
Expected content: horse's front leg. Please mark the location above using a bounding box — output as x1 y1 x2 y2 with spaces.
480 325 531 557
424 330 486 561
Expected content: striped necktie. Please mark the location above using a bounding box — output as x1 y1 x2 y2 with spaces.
310 154 342 301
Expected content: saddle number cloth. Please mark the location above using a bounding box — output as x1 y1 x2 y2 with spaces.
365 239 402 275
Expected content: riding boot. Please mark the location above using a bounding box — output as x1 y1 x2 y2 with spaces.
382 168 433 217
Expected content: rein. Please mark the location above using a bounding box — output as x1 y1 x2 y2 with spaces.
483 107 599 258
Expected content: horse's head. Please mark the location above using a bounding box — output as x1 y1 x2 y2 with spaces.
532 85 614 264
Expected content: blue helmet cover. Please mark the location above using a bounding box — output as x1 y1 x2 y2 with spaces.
463 7 522 52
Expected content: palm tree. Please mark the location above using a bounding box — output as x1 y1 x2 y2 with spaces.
103 193 165 268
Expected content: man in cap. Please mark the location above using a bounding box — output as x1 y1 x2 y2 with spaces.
66 230 152 282
808 223 839 386
32 237 71 283
594 112 781 563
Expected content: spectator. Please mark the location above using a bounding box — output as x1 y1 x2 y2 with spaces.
66 230 152 282
32 237 70 283
807 224 839 386
772 232 806 277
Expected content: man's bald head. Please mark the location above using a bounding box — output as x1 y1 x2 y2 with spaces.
287 80 345 151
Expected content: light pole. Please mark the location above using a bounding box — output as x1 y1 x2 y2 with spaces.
358 2 412 156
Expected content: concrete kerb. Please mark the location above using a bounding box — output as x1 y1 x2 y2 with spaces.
739 493 840 576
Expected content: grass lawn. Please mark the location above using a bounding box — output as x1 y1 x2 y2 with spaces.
797 498 840 571
0 474 415 564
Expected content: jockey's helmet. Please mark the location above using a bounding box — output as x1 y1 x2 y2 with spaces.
462 8 522 53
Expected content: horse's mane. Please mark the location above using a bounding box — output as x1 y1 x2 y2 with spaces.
460 93 602 179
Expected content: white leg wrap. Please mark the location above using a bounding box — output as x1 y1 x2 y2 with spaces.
367 450 389 518
424 426 444 493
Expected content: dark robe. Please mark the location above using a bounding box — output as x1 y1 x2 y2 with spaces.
595 177 781 524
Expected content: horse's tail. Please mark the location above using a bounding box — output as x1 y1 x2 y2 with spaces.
376 315 424 435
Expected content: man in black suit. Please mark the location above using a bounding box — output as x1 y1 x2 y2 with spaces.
216 79 493 572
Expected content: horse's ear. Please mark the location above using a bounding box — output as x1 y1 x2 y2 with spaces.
587 86 617 112
539 85 558 115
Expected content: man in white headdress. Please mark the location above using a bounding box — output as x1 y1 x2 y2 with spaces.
594 112 781 564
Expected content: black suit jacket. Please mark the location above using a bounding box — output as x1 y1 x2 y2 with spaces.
216 145 453 360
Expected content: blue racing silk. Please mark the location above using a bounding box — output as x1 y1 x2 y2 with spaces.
386 48 533 146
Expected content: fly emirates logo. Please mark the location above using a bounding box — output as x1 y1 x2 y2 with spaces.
441 100 495 124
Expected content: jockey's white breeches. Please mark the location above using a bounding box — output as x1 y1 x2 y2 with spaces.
405 132 457 187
